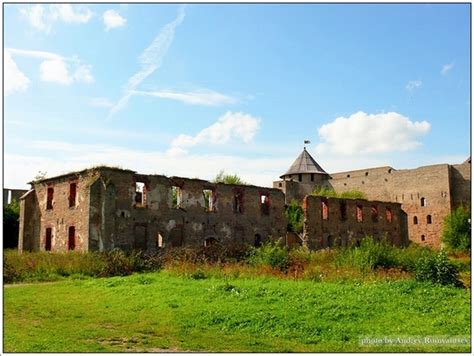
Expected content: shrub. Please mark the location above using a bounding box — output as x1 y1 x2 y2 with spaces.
247 242 289 271
312 186 367 200
415 250 462 287
335 237 397 272
285 200 304 234
442 205 471 252
3 250 163 283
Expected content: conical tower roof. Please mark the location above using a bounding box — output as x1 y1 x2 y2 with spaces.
280 148 327 179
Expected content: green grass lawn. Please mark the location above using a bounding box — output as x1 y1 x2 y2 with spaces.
4 271 471 352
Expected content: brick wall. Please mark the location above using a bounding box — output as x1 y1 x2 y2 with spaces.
303 195 408 250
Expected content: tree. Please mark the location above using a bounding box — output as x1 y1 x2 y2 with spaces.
442 205 471 252
286 200 304 234
213 170 246 185
4 200 20 249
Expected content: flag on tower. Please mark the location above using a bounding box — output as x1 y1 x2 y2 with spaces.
304 140 311 144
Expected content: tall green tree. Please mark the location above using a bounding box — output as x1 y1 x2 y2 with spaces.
442 205 471 252
213 170 246 185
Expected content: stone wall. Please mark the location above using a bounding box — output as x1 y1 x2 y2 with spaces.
88 169 287 251
450 163 471 208
303 195 408 250
20 167 287 252
329 163 457 248
18 190 40 252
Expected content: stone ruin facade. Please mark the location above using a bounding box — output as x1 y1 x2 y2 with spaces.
19 167 286 252
18 150 470 253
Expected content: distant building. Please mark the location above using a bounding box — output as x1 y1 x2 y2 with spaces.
274 149 471 248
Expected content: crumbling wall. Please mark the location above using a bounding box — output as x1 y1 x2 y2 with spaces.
27 172 94 252
303 195 408 250
18 190 40 252
89 169 287 251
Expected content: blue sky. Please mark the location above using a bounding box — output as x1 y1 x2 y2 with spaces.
4 3 471 189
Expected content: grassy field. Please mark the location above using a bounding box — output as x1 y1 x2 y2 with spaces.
4 271 471 352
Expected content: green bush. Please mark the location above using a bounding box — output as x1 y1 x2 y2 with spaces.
285 200 304 233
335 237 397 271
442 205 471 252
415 250 462 287
247 242 289 271
312 186 367 200
3 250 163 283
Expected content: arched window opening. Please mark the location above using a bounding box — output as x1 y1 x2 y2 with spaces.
427 215 432 224
413 216 418 225
421 197 426 207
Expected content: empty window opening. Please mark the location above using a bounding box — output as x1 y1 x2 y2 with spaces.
413 216 418 225
233 190 244 213
157 233 164 248
427 215 432 224
68 226 76 251
278 182 282 187
388 169 392 173
260 193 270 215
402 194 404 201
385 208 393 223
347 174 351 178
204 237 218 247
371 205 379 222
421 235 425 242
420 197 426 207
69 182 77 208
356 205 363 222
365 172 369 176
311 173 314 182
46 187 54 210
321 199 329 220
172 186 182 208
254 234 262 247
411 194 413 200
344 183 347 186
298 174 302 182
340 201 347 221
45 228 52 251
203 189 215 211
135 182 147 207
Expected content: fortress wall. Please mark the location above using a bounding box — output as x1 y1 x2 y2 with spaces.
329 164 454 248
303 195 407 250
450 162 471 208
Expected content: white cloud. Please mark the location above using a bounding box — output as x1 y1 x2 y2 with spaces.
49 4 93 24
4 51 30 95
6 47 94 86
19 5 48 32
133 89 237 106
20 4 92 33
441 62 454 75
39 59 72 85
109 6 186 116
315 111 431 156
89 97 114 108
103 9 126 31
169 111 261 154
406 80 422 92
73 65 94 83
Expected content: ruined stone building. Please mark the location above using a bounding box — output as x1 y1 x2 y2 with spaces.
18 149 469 253
273 149 471 248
